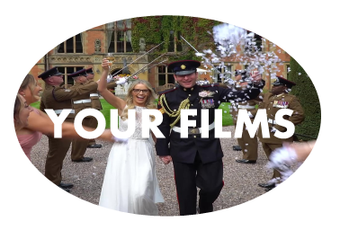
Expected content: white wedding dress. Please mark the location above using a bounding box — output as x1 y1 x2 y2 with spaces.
99 106 164 215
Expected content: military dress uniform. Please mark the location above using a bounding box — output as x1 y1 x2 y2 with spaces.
257 76 304 181
69 69 99 162
156 60 264 215
38 67 98 186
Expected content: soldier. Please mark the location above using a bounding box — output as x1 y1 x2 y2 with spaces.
38 67 99 191
156 60 264 215
85 67 103 149
231 70 261 164
257 76 305 191
69 69 98 162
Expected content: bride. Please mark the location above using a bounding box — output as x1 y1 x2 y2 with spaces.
97 59 164 215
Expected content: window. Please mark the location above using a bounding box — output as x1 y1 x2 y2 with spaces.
158 66 174 86
57 34 83 53
168 31 182 53
57 66 85 86
107 20 133 53
245 31 262 55
212 64 232 83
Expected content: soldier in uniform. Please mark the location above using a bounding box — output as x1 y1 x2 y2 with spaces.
85 67 103 149
257 76 305 191
156 60 265 215
38 67 99 191
69 69 98 162
231 70 261 164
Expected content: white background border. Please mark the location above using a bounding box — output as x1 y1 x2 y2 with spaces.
1 0 339 237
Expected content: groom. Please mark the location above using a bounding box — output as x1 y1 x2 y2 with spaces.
156 60 264 215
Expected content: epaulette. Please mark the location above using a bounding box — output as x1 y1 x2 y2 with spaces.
158 86 178 95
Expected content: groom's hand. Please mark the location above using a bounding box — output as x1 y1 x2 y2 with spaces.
160 155 172 165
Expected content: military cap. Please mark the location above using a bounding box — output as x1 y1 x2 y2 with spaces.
272 76 296 88
168 60 201 76
68 69 87 78
85 67 94 74
38 67 63 80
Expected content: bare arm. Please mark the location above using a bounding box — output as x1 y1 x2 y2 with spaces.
26 110 114 141
287 140 316 162
98 59 126 115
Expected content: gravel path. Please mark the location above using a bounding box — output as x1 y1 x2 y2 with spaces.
30 126 274 216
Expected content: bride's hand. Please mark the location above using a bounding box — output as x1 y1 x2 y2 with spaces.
102 58 110 71
160 155 172 165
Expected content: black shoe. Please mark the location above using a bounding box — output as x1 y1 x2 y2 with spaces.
87 144 102 148
258 182 276 189
72 157 93 163
60 187 71 193
59 182 74 189
233 145 242 151
265 186 275 192
235 159 256 164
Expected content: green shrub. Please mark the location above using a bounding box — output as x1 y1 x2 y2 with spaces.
289 57 321 141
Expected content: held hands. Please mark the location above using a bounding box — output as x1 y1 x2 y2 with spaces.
160 155 172 165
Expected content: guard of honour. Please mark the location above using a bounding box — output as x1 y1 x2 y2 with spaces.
34 58 304 215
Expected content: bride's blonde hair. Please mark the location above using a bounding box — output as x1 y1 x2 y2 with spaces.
120 79 158 120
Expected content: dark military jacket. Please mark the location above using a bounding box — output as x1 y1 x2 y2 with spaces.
40 83 97 119
156 81 264 164
257 92 305 144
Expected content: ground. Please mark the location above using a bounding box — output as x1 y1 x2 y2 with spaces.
30 126 280 216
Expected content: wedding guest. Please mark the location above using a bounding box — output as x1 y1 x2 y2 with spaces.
14 94 36 159
16 75 43 161
14 94 32 130
265 140 316 185
257 76 305 191
17 73 114 191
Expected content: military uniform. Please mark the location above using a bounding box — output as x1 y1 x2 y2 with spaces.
69 69 99 162
229 70 261 163
38 67 98 186
230 82 260 163
85 67 103 148
257 76 304 181
156 60 264 215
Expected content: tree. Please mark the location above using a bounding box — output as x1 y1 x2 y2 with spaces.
289 57 321 141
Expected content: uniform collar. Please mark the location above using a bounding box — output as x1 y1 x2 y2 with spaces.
179 84 197 92
276 93 287 97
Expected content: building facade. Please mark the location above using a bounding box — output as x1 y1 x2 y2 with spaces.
29 17 291 92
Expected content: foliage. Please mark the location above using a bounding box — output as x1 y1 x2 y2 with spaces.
219 102 233 126
289 57 321 141
131 16 221 61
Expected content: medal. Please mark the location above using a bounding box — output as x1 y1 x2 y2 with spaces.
200 98 215 109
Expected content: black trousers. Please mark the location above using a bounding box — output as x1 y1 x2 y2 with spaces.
173 153 224 215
